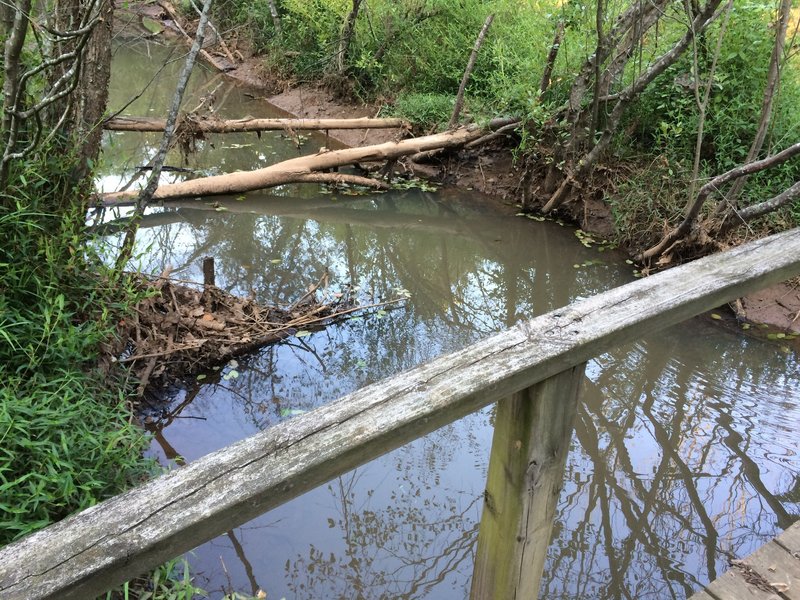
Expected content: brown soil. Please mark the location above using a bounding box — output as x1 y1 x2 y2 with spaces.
113 3 800 335
740 282 800 334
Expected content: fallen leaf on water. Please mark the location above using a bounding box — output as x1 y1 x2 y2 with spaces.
280 408 307 417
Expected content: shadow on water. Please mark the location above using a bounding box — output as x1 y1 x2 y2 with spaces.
102 38 800 599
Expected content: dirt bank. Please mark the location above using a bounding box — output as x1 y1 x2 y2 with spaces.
112 4 800 334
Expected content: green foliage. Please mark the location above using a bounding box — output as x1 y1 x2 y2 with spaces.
0 372 148 544
104 556 208 600
0 160 151 545
0 152 214 599
626 4 800 221
389 93 453 131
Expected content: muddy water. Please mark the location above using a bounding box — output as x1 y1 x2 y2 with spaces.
103 39 800 599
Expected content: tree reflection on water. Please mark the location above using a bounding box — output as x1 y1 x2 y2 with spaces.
123 188 799 600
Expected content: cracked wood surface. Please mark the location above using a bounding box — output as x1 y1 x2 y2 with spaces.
687 520 800 599
470 365 584 599
1 228 800 599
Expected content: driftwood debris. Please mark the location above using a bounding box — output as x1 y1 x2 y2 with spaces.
156 0 235 72
104 115 409 133
123 270 401 395
101 119 516 204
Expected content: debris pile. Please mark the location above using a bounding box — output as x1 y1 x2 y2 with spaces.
120 270 398 396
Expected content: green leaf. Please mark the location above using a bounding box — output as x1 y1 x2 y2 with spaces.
280 408 307 417
295 330 311 338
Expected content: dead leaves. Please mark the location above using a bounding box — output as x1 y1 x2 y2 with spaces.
121 274 365 396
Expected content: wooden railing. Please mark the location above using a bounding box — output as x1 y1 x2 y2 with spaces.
2 228 800 600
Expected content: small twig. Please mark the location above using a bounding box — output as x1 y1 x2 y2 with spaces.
119 341 206 363
289 271 329 312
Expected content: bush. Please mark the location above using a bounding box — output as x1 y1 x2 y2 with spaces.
390 92 454 131
0 196 151 546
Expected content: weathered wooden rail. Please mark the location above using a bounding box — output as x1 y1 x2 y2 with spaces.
2 228 800 600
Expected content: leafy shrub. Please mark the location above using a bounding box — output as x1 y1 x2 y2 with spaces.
390 92 454 131
0 196 151 546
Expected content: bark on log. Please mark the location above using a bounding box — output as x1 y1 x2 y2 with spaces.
104 116 409 132
100 121 514 204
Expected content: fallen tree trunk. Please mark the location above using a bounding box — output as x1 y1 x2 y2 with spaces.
104 116 409 132
100 120 515 204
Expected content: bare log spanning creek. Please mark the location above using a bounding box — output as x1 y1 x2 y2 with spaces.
89 38 800 599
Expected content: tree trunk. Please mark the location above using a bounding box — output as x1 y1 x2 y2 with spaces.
267 0 281 35
0 0 33 187
539 20 564 95
543 0 724 213
448 13 494 129
48 0 114 206
716 0 792 212
104 116 408 132
336 0 363 75
101 120 515 204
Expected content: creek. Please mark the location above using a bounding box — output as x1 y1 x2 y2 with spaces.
100 37 800 599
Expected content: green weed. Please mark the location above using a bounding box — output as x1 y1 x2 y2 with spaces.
0 157 198 599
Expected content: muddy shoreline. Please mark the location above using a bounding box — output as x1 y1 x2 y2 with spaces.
112 5 800 334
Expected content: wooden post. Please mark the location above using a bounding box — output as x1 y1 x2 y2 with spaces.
470 364 585 600
3 230 800 600
202 256 215 287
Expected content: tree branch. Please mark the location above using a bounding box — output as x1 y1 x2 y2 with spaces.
448 13 494 129
639 141 800 260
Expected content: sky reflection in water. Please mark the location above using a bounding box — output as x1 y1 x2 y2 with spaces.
104 38 800 600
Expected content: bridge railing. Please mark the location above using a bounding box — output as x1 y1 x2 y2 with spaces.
2 228 800 600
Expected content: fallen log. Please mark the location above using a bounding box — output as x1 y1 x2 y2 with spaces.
104 116 410 132
100 119 516 204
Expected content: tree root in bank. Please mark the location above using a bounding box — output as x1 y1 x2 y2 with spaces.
120 272 403 397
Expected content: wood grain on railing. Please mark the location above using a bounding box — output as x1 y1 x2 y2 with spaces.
2 228 799 600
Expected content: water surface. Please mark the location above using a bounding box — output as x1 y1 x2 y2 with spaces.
102 38 800 599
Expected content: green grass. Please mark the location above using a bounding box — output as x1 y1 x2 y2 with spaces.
0 165 206 596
